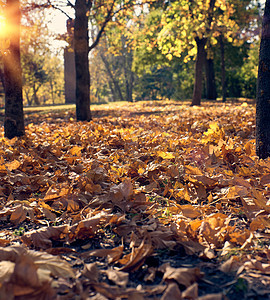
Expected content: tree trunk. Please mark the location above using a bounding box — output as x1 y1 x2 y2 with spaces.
74 0 91 121
123 52 134 103
220 35 226 102
124 64 133 102
108 80 117 102
64 49 76 104
191 37 207 106
100 52 124 102
4 0 25 139
32 83 40 105
256 0 270 159
205 58 217 100
121 36 134 102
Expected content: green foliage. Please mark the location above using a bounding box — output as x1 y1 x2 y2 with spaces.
213 40 258 99
237 40 259 99
157 0 238 62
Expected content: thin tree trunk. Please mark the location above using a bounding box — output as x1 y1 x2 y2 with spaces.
108 80 117 102
25 89 31 106
123 52 134 102
121 36 134 102
191 37 207 106
205 57 217 100
74 0 91 121
4 0 25 138
256 0 270 159
124 65 132 102
100 52 124 102
220 35 226 102
33 84 40 105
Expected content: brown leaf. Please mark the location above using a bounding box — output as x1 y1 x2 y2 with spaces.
252 189 270 212
84 245 124 264
0 249 56 299
82 263 99 283
44 186 70 201
21 225 69 249
198 293 223 300
104 269 129 288
219 256 241 273
180 204 201 219
160 264 203 288
119 240 153 272
90 282 143 299
182 283 198 299
250 216 270 231
260 173 270 185
226 186 249 199
69 214 108 241
161 282 182 300
10 205 27 224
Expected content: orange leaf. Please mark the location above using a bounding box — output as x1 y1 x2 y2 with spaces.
6 159 20 171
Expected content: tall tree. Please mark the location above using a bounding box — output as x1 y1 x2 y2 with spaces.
256 0 270 159
74 0 91 121
4 0 25 138
157 0 238 105
47 0 153 120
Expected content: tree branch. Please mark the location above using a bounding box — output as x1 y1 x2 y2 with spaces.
89 0 117 52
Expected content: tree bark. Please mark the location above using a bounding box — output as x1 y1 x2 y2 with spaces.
191 37 207 106
64 49 76 104
205 57 217 100
74 0 91 121
220 34 226 102
4 0 25 138
123 51 134 103
256 0 270 159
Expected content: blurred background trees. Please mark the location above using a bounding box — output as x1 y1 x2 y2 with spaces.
0 0 263 109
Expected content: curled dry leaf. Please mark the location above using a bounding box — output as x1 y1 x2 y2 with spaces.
119 240 154 272
10 204 35 224
219 256 241 273
21 225 69 249
0 245 74 299
160 263 203 289
21 213 112 249
84 245 124 264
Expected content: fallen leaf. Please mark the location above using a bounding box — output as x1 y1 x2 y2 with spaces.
160 263 203 289
104 269 129 287
161 282 182 300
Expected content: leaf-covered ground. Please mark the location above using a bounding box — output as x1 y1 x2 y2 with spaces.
0 100 269 299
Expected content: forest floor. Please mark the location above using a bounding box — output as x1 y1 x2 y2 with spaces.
0 100 270 299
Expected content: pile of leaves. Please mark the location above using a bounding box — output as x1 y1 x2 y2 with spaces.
0 100 269 299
